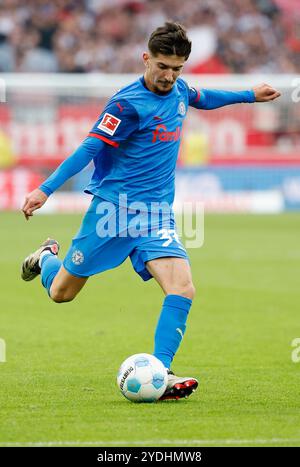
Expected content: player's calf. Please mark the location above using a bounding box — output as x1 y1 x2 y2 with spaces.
50 290 74 303
50 286 76 303
49 266 88 303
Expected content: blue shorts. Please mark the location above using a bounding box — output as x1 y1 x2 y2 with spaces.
63 196 189 281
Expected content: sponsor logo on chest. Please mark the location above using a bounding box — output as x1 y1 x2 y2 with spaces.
152 124 181 143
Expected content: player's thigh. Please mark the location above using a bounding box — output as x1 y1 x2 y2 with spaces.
50 265 88 301
146 257 195 299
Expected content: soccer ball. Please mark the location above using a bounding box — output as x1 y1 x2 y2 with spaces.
117 353 168 402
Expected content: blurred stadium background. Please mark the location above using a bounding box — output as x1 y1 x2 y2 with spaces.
0 0 300 214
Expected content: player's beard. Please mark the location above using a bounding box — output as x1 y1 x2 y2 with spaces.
154 80 174 95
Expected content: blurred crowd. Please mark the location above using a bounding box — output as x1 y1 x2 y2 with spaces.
0 0 300 74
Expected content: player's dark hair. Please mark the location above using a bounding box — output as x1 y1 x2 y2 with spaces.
148 22 192 60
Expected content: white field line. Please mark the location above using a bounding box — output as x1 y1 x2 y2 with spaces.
0 438 299 447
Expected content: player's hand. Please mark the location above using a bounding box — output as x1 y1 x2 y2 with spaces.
22 188 48 220
253 83 281 102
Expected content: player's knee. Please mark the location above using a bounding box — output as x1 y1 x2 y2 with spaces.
182 282 196 300
51 293 74 303
170 281 196 300
50 287 76 303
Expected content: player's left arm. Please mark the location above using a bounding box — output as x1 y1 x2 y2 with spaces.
189 83 281 110
252 83 281 102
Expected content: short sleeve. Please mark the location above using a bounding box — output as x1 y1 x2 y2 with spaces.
88 98 140 148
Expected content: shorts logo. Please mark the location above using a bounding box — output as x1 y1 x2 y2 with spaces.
97 113 121 136
72 250 84 265
178 101 186 116
157 228 180 247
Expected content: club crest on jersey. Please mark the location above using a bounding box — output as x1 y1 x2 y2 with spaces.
72 250 84 265
98 113 121 136
178 101 186 116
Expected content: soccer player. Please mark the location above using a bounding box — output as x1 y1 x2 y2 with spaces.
21 22 280 400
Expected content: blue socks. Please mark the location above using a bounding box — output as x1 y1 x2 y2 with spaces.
154 294 192 369
40 254 61 296
39 255 193 368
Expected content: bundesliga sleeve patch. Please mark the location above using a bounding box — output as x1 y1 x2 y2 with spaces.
97 113 121 136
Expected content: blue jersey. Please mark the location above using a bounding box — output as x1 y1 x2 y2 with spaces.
39 78 254 202
86 77 191 208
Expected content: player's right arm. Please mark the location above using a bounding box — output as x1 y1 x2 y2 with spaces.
22 96 139 220
22 136 105 220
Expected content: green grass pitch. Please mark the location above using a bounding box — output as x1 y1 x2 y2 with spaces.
0 211 300 447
